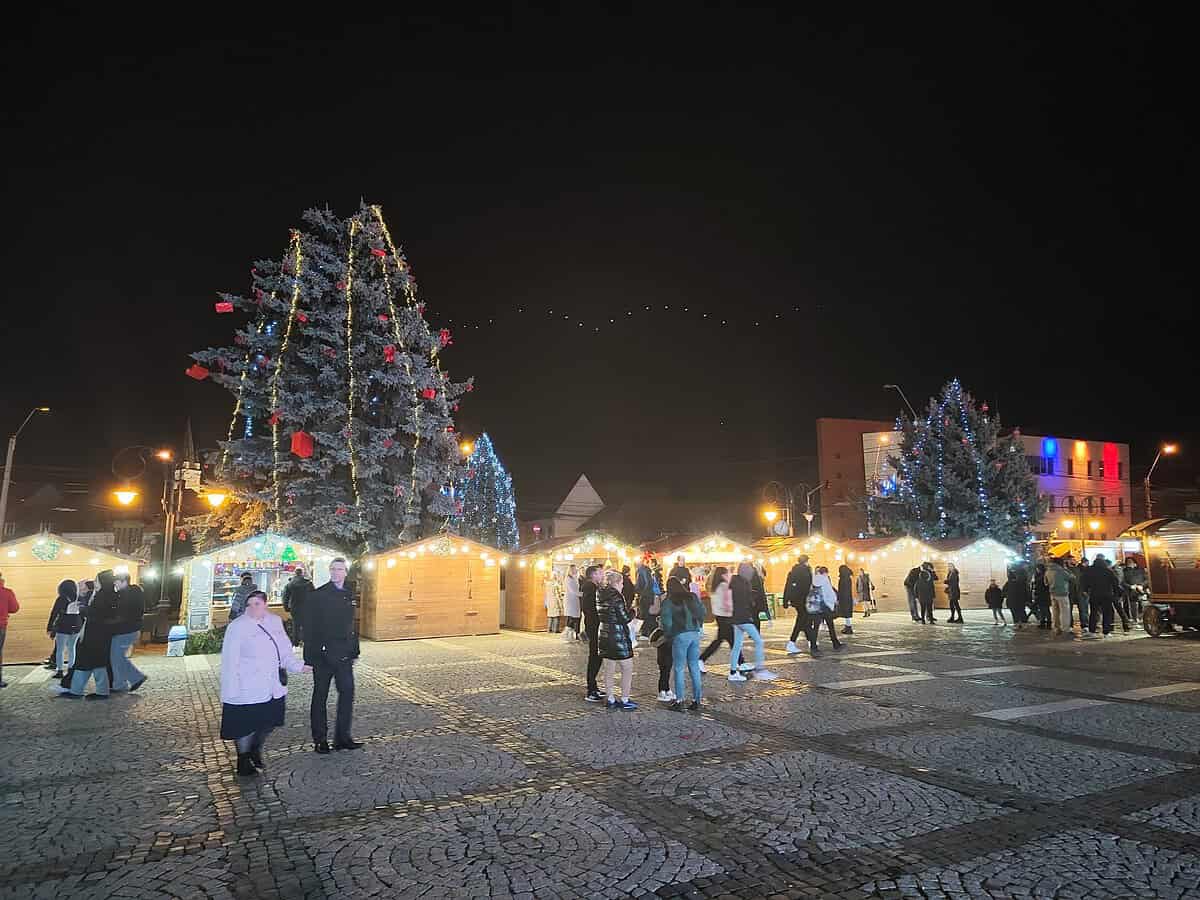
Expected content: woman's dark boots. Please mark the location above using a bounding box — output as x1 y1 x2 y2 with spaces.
236 753 259 776
249 746 265 770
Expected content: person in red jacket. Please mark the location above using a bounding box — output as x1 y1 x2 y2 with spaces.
0 572 20 687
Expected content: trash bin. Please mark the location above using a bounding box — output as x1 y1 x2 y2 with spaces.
167 625 187 657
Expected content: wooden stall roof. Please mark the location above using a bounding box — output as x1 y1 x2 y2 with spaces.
0 532 143 566
647 532 759 565
177 531 343 564
752 533 848 560
513 530 640 562
365 534 507 565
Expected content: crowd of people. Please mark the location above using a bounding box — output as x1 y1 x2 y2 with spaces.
987 553 1149 637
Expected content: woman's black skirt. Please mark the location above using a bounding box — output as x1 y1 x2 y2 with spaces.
220 696 286 740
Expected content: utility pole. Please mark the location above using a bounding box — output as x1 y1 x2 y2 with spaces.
0 407 50 540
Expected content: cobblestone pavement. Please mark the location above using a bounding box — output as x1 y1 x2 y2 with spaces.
4 608 1200 898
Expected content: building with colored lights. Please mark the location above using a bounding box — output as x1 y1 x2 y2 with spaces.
816 418 1132 543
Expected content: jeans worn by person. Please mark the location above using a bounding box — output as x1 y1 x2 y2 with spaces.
69 666 110 696
730 622 764 671
54 632 80 673
905 587 919 621
584 616 602 695
671 630 702 703
109 630 145 691
805 612 842 649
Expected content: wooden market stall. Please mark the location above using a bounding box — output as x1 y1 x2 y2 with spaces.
178 532 341 633
361 535 502 640
506 530 640 632
931 538 1022 606
0 533 141 664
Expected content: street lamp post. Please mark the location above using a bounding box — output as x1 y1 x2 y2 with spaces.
1143 443 1178 520
0 406 50 540
883 384 918 419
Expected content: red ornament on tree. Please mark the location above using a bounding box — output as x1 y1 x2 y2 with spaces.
446 425 455 433
290 430 314 459
465 382 474 392
420 388 437 400
296 312 308 323
335 504 348 515
378 314 389 323
214 301 234 314
254 288 264 301
438 328 453 347
383 345 396 363
370 248 387 258
393 484 404 499
322 346 337 360
452 403 459 411
336 280 346 291
185 364 210 381
268 411 281 426
416 303 425 315
234 334 246 345
383 437 394 449
981 403 989 413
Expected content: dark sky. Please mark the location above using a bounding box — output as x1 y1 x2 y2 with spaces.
2 7 1194 517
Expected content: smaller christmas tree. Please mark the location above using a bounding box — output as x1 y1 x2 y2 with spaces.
458 433 519 551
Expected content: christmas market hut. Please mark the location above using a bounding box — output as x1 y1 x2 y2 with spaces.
930 537 1022 605
750 533 849 595
643 532 758 616
178 532 342 633
505 530 641 632
360 534 502 641
0 533 141 664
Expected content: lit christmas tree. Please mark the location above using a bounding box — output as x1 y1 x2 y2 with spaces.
458 433 519 551
192 203 472 552
872 379 1045 546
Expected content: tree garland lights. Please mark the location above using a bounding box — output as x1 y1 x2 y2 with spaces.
342 219 368 544
269 231 304 529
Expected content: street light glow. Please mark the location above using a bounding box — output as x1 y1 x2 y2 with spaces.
114 489 138 506
763 509 778 523
1163 443 1178 455
459 440 475 456
205 492 227 508
156 449 173 461
1060 518 1075 530
1088 520 1101 531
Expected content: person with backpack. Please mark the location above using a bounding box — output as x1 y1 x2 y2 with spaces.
46 579 84 678
903 566 922 623
805 566 844 653
660 576 705 711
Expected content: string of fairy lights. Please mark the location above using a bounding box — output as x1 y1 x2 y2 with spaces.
342 219 368 543
269 231 304 530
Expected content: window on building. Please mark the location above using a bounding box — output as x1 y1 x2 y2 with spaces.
1100 497 1106 513
1027 456 1054 475
1098 460 1105 478
1086 497 1094 512
1087 460 1094 477
1118 462 1124 480
1067 496 1076 511
1067 459 1074 476
1045 494 1055 512
1118 497 1125 514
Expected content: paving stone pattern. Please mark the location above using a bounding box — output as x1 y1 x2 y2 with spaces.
3 610 1200 898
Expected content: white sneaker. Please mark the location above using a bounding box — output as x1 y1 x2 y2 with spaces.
666 690 676 701
738 662 755 673
754 669 779 681
657 690 671 702
698 661 707 673
727 672 747 683
785 641 800 654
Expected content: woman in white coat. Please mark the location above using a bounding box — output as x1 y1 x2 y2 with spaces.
220 590 311 776
805 566 844 653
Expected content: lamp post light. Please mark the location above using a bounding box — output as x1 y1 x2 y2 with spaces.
1143 443 1178 520
883 384 918 419
0 406 50 540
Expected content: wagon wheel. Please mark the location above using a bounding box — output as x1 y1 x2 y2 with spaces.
1142 606 1164 637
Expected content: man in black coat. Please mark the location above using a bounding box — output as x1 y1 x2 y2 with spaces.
111 572 148 692
581 565 603 702
916 563 937 624
305 558 362 753
1081 556 1121 636
903 566 922 622
282 567 313 645
783 555 813 654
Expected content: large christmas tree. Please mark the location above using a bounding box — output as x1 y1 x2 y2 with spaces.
458 433 519 551
872 379 1045 545
192 204 472 552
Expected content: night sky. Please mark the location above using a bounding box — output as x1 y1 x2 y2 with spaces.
3 8 1194 519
